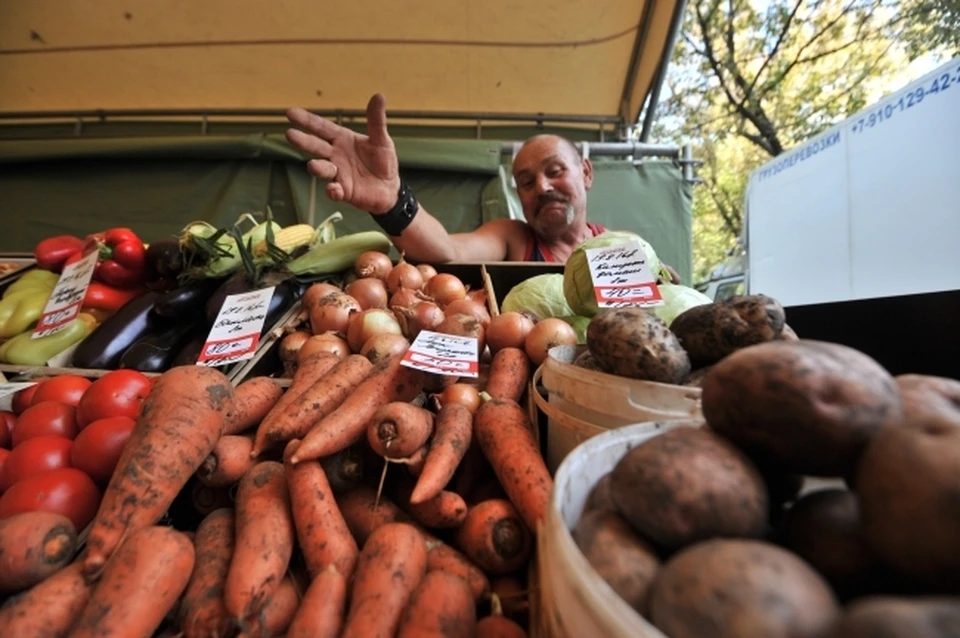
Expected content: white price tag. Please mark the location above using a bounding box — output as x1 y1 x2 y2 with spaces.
32 249 98 339
401 330 479 378
586 241 664 308
197 287 275 367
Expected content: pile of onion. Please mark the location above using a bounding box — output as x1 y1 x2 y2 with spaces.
524 317 578 366
310 292 361 335
424 273 467 308
346 308 404 353
345 277 388 310
354 251 393 281
386 257 424 295
486 311 536 352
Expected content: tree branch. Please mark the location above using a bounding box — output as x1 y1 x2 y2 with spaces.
743 0 805 98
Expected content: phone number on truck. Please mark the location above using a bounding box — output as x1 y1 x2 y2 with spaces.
851 66 960 134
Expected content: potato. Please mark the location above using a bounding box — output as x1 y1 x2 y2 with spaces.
684 365 713 388
609 427 768 551
701 340 903 477
586 308 690 384
895 374 960 427
856 418 960 590
669 294 786 367
572 510 660 615
648 539 839 638
582 472 616 515
573 349 605 372
827 596 960 638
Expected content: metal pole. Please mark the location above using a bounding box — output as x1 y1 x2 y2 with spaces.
639 0 690 141
501 140 681 159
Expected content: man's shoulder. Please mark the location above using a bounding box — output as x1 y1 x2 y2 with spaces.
478 218 530 236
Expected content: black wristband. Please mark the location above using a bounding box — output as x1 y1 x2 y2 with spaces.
369 180 419 237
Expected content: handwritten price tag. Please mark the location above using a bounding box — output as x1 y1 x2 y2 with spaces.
32 250 99 339
197 287 275 366
401 330 479 378
585 241 664 308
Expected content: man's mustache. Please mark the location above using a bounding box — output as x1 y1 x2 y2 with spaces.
536 193 570 214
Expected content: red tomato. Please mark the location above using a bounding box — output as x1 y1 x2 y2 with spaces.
76 370 152 428
11 401 78 447
31 375 93 408
11 380 45 415
0 411 13 449
0 468 100 530
0 448 8 478
0 435 73 492
71 416 135 485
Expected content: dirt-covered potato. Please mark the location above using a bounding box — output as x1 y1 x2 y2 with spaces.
648 539 840 638
895 374 960 427
609 427 768 551
827 596 960 638
586 308 691 384
572 509 661 615
573 349 605 372
582 472 616 515
701 340 903 477
856 418 960 590
669 294 787 367
779 323 799 341
685 365 713 388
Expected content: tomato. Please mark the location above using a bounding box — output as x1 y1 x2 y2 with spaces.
0 449 8 479
0 411 14 449
11 380 45 415
76 370 152 428
0 435 73 492
71 416 135 485
31 375 93 408
11 401 78 447
0 468 100 530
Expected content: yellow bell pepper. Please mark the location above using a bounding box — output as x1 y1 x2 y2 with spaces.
0 312 98 366
3 269 59 297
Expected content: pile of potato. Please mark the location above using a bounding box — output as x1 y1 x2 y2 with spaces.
571 295 960 637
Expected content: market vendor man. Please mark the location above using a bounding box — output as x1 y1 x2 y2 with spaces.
286 94 680 280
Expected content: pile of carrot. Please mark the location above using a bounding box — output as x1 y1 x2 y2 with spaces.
0 339 552 637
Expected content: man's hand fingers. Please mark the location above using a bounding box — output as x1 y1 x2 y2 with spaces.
287 128 334 158
365 93 391 146
307 159 339 181
325 182 345 202
286 107 341 141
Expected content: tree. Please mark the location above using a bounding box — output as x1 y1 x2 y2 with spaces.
900 0 960 58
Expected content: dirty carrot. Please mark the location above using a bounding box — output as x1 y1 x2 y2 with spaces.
81 365 235 581
396 570 477 638
226 376 284 435
291 354 425 463
284 439 359 580
251 354 373 457
286 564 347 638
403 445 430 478
411 402 473 504
366 401 434 459
237 576 300 638
455 499 533 576
341 522 428 638
474 397 552 533
484 347 531 403
0 511 77 594
0 561 92 638
475 594 528 638
399 484 469 529
196 434 256 487
68 526 195 638
223 461 295 629
178 508 235 638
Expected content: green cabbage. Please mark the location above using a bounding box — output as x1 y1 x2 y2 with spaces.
563 231 662 317
501 274 573 320
649 283 713 326
559 315 591 344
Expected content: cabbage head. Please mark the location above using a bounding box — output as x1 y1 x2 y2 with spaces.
501 273 573 320
649 283 713 327
563 231 662 317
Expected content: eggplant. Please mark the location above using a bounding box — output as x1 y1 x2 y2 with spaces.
118 318 207 372
205 273 304 334
72 291 170 369
171 334 207 367
154 278 225 319
144 239 184 283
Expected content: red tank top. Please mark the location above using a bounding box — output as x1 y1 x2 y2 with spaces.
522 222 607 263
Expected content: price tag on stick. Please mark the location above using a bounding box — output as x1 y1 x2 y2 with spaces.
32 247 99 339
401 330 480 378
585 241 665 308
197 287 276 367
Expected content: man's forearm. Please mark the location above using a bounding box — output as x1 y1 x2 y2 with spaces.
385 205 460 263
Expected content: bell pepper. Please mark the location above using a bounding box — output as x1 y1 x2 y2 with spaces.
82 281 145 313
33 235 86 273
4 269 60 297
0 312 98 365
97 228 146 288
0 273 57 338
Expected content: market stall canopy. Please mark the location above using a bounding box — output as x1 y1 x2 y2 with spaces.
0 0 684 132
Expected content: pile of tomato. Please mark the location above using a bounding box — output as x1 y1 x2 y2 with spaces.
0 370 153 531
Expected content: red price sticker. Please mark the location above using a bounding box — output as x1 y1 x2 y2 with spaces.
32 249 98 339
198 335 260 364
197 287 275 367
585 241 665 309
401 330 479 378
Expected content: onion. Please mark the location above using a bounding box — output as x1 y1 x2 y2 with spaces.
519 310 541 324
278 330 311 377
361 333 410 364
467 288 488 305
303 282 341 309
435 383 481 413
394 302 445 341
424 273 467 307
310 292 361 335
386 258 424 294
443 298 490 326
298 332 350 364
486 311 535 352
436 313 485 357
345 277 388 310
354 250 393 281
524 317 578 367
347 308 404 353
389 288 421 309
416 263 438 283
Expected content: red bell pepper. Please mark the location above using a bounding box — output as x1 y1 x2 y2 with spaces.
34 235 86 273
97 228 146 288
82 281 145 313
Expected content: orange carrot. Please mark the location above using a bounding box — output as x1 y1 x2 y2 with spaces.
341 522 428 638
366 401 435 459
484 347 531 403
398 483 469 529
178 508 235 638
0 511 77 594
284 440 359 580
476 595 528 638
226 377 284 435
237 576 301 638
251 354 373 457
396 570 477 638
224 461 295 629
474 398 552 533
411 402 473 504
455 499 533 576
196 434 256 487
286 564 347 638
81 365 236 580
404 445 430 478
291 354 425 463
424 540 491 602
68 526 195 638
0 562 92 638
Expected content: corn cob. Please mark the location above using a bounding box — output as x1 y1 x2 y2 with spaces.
285 231 392 277
253 223 315 258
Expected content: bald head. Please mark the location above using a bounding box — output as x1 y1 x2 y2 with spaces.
518 134 581 163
